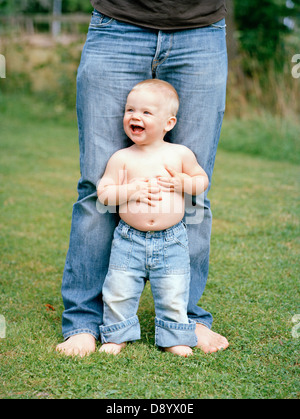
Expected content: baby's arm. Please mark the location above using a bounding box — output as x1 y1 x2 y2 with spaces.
97 150 162 207
97 150 131 206
157 147 209 196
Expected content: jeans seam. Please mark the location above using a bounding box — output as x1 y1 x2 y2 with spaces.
100 315 140 344
155 317 196 330
100 315 139 333
155 318 197 347
152 32 173 75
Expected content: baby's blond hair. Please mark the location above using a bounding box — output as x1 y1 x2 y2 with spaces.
130 79 180 116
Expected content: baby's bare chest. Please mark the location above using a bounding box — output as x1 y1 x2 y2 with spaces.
125 153 182 179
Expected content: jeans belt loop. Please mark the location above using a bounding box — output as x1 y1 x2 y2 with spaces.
121 224 130 238
165 229 173 241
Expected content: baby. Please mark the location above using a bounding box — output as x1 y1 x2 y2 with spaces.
97 79 208 357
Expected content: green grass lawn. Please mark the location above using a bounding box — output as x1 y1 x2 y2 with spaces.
0 94 299 399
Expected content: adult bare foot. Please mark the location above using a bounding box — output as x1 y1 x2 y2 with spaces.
164 345 193 357
99 342 126 355
195 323 229 353
56 333 96 357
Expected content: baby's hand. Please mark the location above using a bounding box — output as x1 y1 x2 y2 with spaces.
128 178 162 206
156 166 187 193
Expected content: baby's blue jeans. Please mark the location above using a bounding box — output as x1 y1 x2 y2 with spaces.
61 10 227 340
100 220 197 348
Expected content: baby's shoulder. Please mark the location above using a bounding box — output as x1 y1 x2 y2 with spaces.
167 143 193 157
109 146 132 162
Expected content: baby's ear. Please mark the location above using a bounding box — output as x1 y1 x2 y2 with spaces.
165 116 177 132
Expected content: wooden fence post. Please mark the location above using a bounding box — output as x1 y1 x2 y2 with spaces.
52 0 62 37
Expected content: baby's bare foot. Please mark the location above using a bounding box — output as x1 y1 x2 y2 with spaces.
164 345 193 357
195 324 229 353
99 342 126 355
56 333 96 357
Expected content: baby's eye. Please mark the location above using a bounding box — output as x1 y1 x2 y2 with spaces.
143 111 151 115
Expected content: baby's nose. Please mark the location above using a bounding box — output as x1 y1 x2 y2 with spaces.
131 111 141 120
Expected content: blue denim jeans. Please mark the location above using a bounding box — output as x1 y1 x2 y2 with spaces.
100 220 197 347
61 10 227 340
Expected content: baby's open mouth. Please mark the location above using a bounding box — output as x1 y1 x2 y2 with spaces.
130 124 145 133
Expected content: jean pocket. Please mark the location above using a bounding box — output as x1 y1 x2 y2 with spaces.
164 235 190 275
173 227 189 250
108 230 133 271
173 236 189 250
90 10 114 27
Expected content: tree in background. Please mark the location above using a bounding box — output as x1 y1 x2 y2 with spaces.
233 0 300 74
62 0 92 13
0 0 51 14
0 0 92 14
